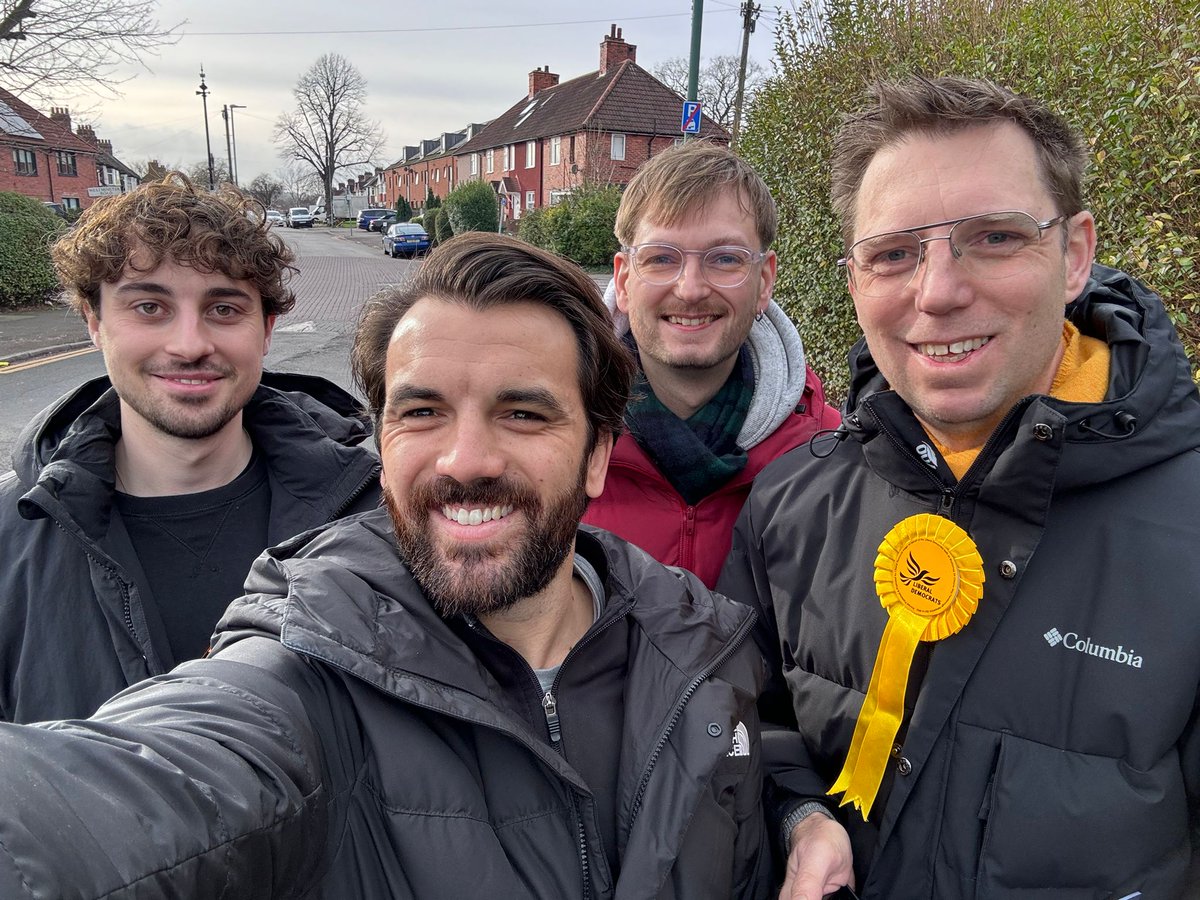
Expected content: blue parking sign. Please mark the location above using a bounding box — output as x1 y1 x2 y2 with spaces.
681 101 702 134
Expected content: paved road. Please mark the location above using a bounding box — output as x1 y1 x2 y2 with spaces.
0 226 418 465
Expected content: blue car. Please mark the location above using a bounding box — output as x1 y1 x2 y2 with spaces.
383 223 431 258
357 208 391 230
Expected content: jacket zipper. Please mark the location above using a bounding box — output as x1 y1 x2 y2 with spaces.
626 608 756 830
330 461 382 519
865 398 1031 521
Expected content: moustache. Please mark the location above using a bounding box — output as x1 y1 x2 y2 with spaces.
410 476 540 513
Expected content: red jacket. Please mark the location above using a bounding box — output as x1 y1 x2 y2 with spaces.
584 370 841 588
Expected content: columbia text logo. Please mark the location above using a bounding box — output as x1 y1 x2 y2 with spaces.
1045 627 1143 668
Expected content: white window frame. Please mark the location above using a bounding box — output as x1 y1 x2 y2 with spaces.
549 136 561 166
611 133 626 161
525 141 536 168
470 153 478 176
486 150 494 174
526 190 535 210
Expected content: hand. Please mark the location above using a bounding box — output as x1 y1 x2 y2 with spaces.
778 812 854 900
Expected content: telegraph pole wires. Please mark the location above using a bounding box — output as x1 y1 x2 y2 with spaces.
731 1 760 150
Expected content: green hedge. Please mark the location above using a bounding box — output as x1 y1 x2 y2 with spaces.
434 206 454 243
519 184 622 267
0 193 66 310
742 0 1199 401
444 180 498 235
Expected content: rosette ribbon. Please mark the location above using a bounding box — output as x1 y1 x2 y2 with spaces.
829 513 984 819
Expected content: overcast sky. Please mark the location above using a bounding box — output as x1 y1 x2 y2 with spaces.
62 1 779 187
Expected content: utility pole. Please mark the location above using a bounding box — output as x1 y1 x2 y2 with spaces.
221 105 233 187
228 104 246 186
731 1 760 150
196 67 215 191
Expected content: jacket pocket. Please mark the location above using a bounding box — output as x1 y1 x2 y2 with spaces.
975 732 1190 899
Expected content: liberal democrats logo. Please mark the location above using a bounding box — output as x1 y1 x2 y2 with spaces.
1044 626 1143 668
899 553 940 589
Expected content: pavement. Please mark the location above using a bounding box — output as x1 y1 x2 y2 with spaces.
0 225 613 368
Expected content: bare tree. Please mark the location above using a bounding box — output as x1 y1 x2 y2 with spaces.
184 157 231 188
651 55 765 131
275 161 318 209
0 0 181 103
245 173 284 211
274 54 385 224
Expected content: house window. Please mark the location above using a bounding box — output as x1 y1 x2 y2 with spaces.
471 153 478 176
526 190 535 210
62 197 81 210
434 169 440 183
525 141 535 168
502 145 511 171
569 136 575 163
611 134 626 161
56 151 77 176
12 148 36 176
486 150 494 174
550 137 561 166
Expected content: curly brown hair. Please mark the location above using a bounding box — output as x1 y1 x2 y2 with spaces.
52 173 297 319
353 232 634 452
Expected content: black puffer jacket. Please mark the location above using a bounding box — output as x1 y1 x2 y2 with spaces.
719 266 1200 898
0 372 381 723
0 512 769 899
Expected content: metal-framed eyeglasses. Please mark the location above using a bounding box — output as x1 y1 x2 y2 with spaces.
838 210 1067 298
622 243 768 288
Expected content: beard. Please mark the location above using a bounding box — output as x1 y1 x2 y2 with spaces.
384 464 589 619
123 363 248 440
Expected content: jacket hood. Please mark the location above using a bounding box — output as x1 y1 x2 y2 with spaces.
11 370 371 490
216 509 758 716
841 264 1200 490
602 278 808 450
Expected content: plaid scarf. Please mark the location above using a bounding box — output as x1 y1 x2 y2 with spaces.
624 345 754 505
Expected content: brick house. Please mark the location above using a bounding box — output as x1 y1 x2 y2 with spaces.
74 124 141 195
381 124 487 213
452 25 726 225
0 89 100 210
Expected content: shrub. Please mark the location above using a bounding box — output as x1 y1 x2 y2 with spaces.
518 184 622 267
0 193 66 310
434 206 454 243
394 196 413 222
742 0 1199 400
444 180 499 235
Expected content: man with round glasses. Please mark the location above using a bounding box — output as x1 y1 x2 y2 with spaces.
584 141 840 588
719 76 1200 897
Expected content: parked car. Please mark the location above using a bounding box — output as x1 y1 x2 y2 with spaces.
383 222 430 258
287 207 314 228
357 208 391 230
265 209 286 227
368 211 399 233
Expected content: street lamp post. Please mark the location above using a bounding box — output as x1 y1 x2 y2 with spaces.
221 105 233 186
196 67 215 190
228 104 246 186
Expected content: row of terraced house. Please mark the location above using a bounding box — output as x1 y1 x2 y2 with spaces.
0 89 140 212
354 24 727 228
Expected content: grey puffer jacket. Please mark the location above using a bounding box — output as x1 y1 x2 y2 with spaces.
0 371 381 723
719 266 1200 898
0 511 770 899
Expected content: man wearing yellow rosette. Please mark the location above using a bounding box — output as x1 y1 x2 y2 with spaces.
719 76 1200 899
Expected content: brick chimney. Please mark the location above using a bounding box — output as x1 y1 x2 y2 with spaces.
98 139 113 155
75 124 97 144
528 65 559 98
49 106 72 131
599 25 636 75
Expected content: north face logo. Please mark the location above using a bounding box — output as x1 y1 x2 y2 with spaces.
1044 628 1063 646
899 553 940 588
728 721 750 758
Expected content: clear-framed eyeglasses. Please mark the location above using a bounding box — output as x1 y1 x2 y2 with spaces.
622 242 768 288
838 210 1067 298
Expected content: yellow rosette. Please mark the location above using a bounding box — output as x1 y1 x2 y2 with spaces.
828 513 984 819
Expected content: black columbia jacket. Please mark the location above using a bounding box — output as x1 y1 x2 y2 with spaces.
0 511 770 899
719 266 1200 898
0 372 381 723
